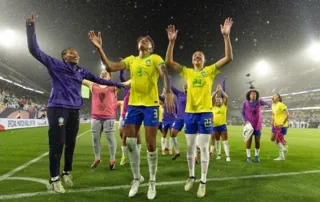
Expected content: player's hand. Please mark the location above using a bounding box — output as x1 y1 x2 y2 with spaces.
217 84 222 91
88 30 102 49
26 13 35 25
164 92 175 114
166 25 178 42
221 17 233 35
245 121 250 125
122 80 131 88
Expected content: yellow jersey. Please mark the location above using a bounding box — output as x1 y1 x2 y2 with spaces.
212 104 227 127
272 102 288 127
122 54 165 106
159 105 164 122
180 64 220 113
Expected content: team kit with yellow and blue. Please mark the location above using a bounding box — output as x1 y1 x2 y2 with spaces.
26 14 289 200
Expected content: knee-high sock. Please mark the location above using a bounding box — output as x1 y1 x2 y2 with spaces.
147 150 158 181
126 137 140 179
198 135 210 183
222 140 230 157
185 134 197 177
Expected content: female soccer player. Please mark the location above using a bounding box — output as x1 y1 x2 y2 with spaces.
170 81 187 160
242 89 271 162
165 18 233 198
118 70 141 166
88 31 174 200
271 93 289 161
211 84 230 162
82 71 120 170
26 14 124 193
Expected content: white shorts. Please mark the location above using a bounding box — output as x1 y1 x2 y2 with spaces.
91 119 116 133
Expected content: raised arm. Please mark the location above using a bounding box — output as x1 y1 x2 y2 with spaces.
220 88 228 105
88 31 126 72
26 13 61 68
83 70 124 88
165 25 183 73
215 18 233 70
158 64 175 113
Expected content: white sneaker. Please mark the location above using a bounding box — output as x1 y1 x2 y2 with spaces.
216 155 221 160
184 177 195 191
226 157 231 162
61 173 73 187
128 175 144 198
274 157 285 161
50 180 65 193
197 182 206 198
147 181 156 200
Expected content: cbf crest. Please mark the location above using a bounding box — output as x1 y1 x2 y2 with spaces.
146 59 151 66
58 117 64 126
201 71 207 77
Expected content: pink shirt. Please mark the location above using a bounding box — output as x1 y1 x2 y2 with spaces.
91 83 117 120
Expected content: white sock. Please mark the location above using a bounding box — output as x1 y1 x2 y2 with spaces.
198 134 210 183
121 146 127 157
126 137 140 179
246 149 251 158
210 145 214 153
147 150 158 181
196 134 200 148
185 134 197 177
137 144 141 152
223 140 230 157
215 140 221 155
172 137 180 153
105 131 117 161
255 148 260 156
161 137 166 150
169 137 174 150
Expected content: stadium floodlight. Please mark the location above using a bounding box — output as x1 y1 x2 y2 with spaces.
307 42 320 61
256 60 270 75
0 29 16 47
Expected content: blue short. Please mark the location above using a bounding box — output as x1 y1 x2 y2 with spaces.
125 106 159 127
272 127 288 135
172 119 184 131
213 124 227 132
162 121 174 132
158 122 162 132
252 130 261 136
184 112 213 134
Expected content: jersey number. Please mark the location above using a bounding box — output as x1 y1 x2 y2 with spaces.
137 67 143 76
204 118 212 127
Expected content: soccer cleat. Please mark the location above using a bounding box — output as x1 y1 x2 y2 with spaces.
274 157 285 161
197 181 206 198
169 148 173 155
61 172 73 187
90 159 101 169
120 156 127 166
49 179 65 193
255 156 260 162
247 157 252 163
147 181 156 200
184 176 196 191
109 160 116 170
162 149 167 155
195 156 200 164
128 175 144 198
216 155 221 160
172 153 180 161
226 157 231 162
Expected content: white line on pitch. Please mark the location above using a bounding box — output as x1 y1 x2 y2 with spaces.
0 130 90 181
0 170 320 200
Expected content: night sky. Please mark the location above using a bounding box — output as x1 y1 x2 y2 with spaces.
0 0 320 102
